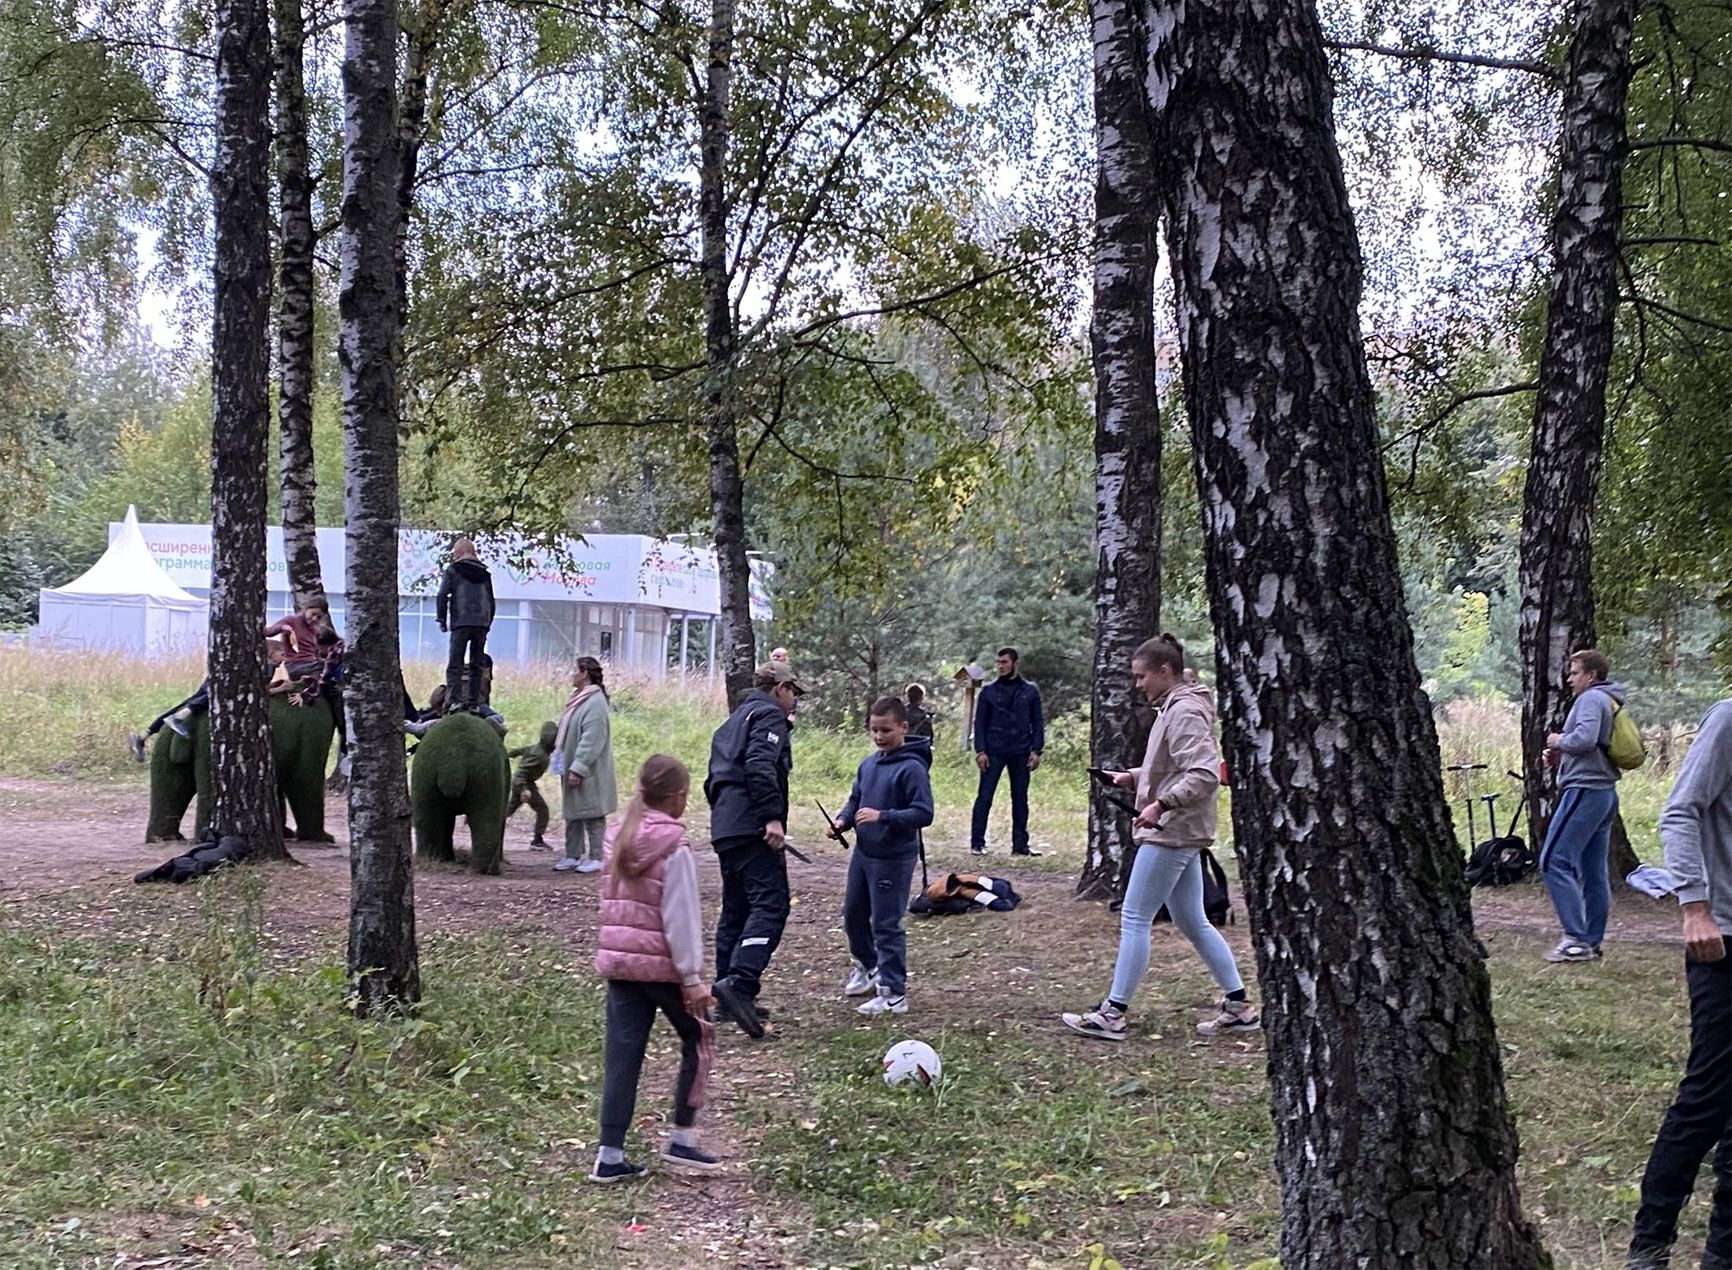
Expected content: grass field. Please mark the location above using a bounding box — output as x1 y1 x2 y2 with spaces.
0 646 1716 1267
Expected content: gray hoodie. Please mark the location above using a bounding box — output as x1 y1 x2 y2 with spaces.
1660 700 1732 938
1555 681 1627 789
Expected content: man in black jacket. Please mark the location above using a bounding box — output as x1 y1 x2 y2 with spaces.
706 660 803 1035
969 646 1046 857
436 539 496 709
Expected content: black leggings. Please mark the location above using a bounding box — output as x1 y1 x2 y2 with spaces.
599 980 714 1150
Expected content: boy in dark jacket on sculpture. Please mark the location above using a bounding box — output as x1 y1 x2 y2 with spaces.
436 538 496 709
829 697 934 1016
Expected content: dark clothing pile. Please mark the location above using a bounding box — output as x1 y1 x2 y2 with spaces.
705 689 793 847
135 829 252 884
908 872 1022 917
974 675 1045 756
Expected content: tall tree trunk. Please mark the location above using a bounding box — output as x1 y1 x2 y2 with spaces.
210 0 285 860
698 0 754 704
394 0 447 311
1080 0 1163 900
275 0 322 607
1148 0 1547 1263
342 0 419 1013
1518 0 1637 864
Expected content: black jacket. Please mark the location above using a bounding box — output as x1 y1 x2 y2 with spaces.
905 703 935 740
437 558 496 629
704 689 793 847
974 674 1045 755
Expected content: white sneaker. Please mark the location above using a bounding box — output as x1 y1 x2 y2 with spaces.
858 989 907 1016
553 857 581 872
575 858 602 874
1196 1000 1260 1035
843 961 877 997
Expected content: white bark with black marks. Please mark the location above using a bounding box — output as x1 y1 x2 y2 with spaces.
275 0 321 607
210 0 285 859
1147 0 1547 1263
342 0 419 1013
1518 0 1637 852
1081 0 1163 899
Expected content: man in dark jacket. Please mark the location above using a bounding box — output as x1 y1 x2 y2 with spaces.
970 646 1045 857
706 660 803 1035
436 538 496 709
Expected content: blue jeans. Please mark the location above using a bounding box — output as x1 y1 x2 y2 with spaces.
972 751 1031 852
843 850 919 995
1109 843 1244 1007
1540 785 1618 947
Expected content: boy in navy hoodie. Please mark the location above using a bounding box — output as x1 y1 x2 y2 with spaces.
828 697 934 1016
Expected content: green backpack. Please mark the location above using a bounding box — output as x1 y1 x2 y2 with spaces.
1602 695 1647 771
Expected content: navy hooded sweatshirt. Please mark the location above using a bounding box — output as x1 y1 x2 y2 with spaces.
838 734 935 859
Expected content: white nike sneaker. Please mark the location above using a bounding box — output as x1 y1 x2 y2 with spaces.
857 989 908 1016
843 961 878 997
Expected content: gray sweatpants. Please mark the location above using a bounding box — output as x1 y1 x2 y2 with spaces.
565 816 606 862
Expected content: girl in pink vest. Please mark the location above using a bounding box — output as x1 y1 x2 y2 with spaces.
591 754 719 1182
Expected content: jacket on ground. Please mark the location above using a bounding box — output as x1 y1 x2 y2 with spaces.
837 735 934 858
594 809 705 987
705 689 793 845
436 558 496 629
974 675 1045 755
1134 680 1219 847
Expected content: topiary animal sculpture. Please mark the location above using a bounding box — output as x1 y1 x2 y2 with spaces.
410 710 512 874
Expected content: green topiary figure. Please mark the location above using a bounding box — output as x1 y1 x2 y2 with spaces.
410 711 512 874
144 695 337 842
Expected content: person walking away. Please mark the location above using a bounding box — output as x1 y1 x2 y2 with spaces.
436 538 495 709
555 656 618 874
508 720 558 851
904 683 935 741
705 661 803 1036
591 754 720 1181
1541 648 1626 963
969 646 1045 856
1063 634 1257 1041
828 697 934 1016
1627 697 1732 1269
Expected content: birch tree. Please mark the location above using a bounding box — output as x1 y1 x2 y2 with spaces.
1146 0 1547 1261
209 0 285 859
341 0 418 1012
1080 0 1162 898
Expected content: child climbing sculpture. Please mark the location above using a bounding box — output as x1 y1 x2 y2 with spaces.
436 538 495 710
509 721 558 851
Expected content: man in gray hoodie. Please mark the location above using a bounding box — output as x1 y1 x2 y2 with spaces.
1540 648 1627 963
1627 697 1732 1270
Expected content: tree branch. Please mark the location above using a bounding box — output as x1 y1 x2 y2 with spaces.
1628 135 1732 155
1323 39 1554 77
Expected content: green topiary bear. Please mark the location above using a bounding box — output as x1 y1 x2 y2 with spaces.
144 695 337 843
410 711 512 875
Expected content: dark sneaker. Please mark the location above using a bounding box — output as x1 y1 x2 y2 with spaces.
712 978 765 1038
1624 1249 1669 1270
713 998 769 1025
128 732 147 763
1012 848 1044 857
969 844 987 856
528 837 552 852
660 1141 722 1172
1545 940 1597 964
1062 1003 1127 1042
587 1159 646 1184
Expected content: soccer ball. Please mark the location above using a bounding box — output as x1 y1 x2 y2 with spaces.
881 1039 942 1088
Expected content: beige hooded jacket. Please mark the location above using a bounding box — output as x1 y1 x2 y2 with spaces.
1132 680 1220 847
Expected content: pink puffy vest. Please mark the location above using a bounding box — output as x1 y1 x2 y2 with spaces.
593 809 688 983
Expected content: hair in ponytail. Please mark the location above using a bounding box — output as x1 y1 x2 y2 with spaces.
576 654 608 699
608 754 690 881
1132 632 1186 675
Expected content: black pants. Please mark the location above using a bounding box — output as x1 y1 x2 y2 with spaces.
599 980 713 1150
713 837 790 999
445 625 488 706
1633 955 1732 1264
971 751 1032 852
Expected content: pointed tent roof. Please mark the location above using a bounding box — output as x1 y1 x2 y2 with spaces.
47 506 203 604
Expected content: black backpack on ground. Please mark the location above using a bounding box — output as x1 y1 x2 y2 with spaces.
1154 848 1233 928
1465 835 1536 887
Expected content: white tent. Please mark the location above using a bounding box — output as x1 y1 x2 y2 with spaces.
34 506 207 653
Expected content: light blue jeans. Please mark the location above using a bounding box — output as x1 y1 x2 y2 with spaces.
1109 843 1245 1008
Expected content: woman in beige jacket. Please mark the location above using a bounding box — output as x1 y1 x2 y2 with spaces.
1063 635 1257 1042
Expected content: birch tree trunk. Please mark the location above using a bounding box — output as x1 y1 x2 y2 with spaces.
1147 0 1547 1262
210 0 285 860
1080 0 1163 900
698 0 756 704
1518 0 1637 860
342 0 419 1012
275 0 322 607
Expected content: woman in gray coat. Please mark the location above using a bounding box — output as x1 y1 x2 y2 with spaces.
554 656 619 873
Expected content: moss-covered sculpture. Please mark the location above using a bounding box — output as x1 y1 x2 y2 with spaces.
410 711 512 874
144 695 337 843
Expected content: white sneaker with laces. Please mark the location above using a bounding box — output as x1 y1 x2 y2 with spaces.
575 858 602 874
1196 999 1260 1035
858 989 907 1016
843 961 877 997
1062 1002 1127 1042
553 856 581 872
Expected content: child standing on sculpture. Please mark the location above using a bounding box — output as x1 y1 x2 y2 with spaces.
829 697 934 1016
435 538 495 709
556 656 618 873
591 754 719 1181
508 720 558 851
